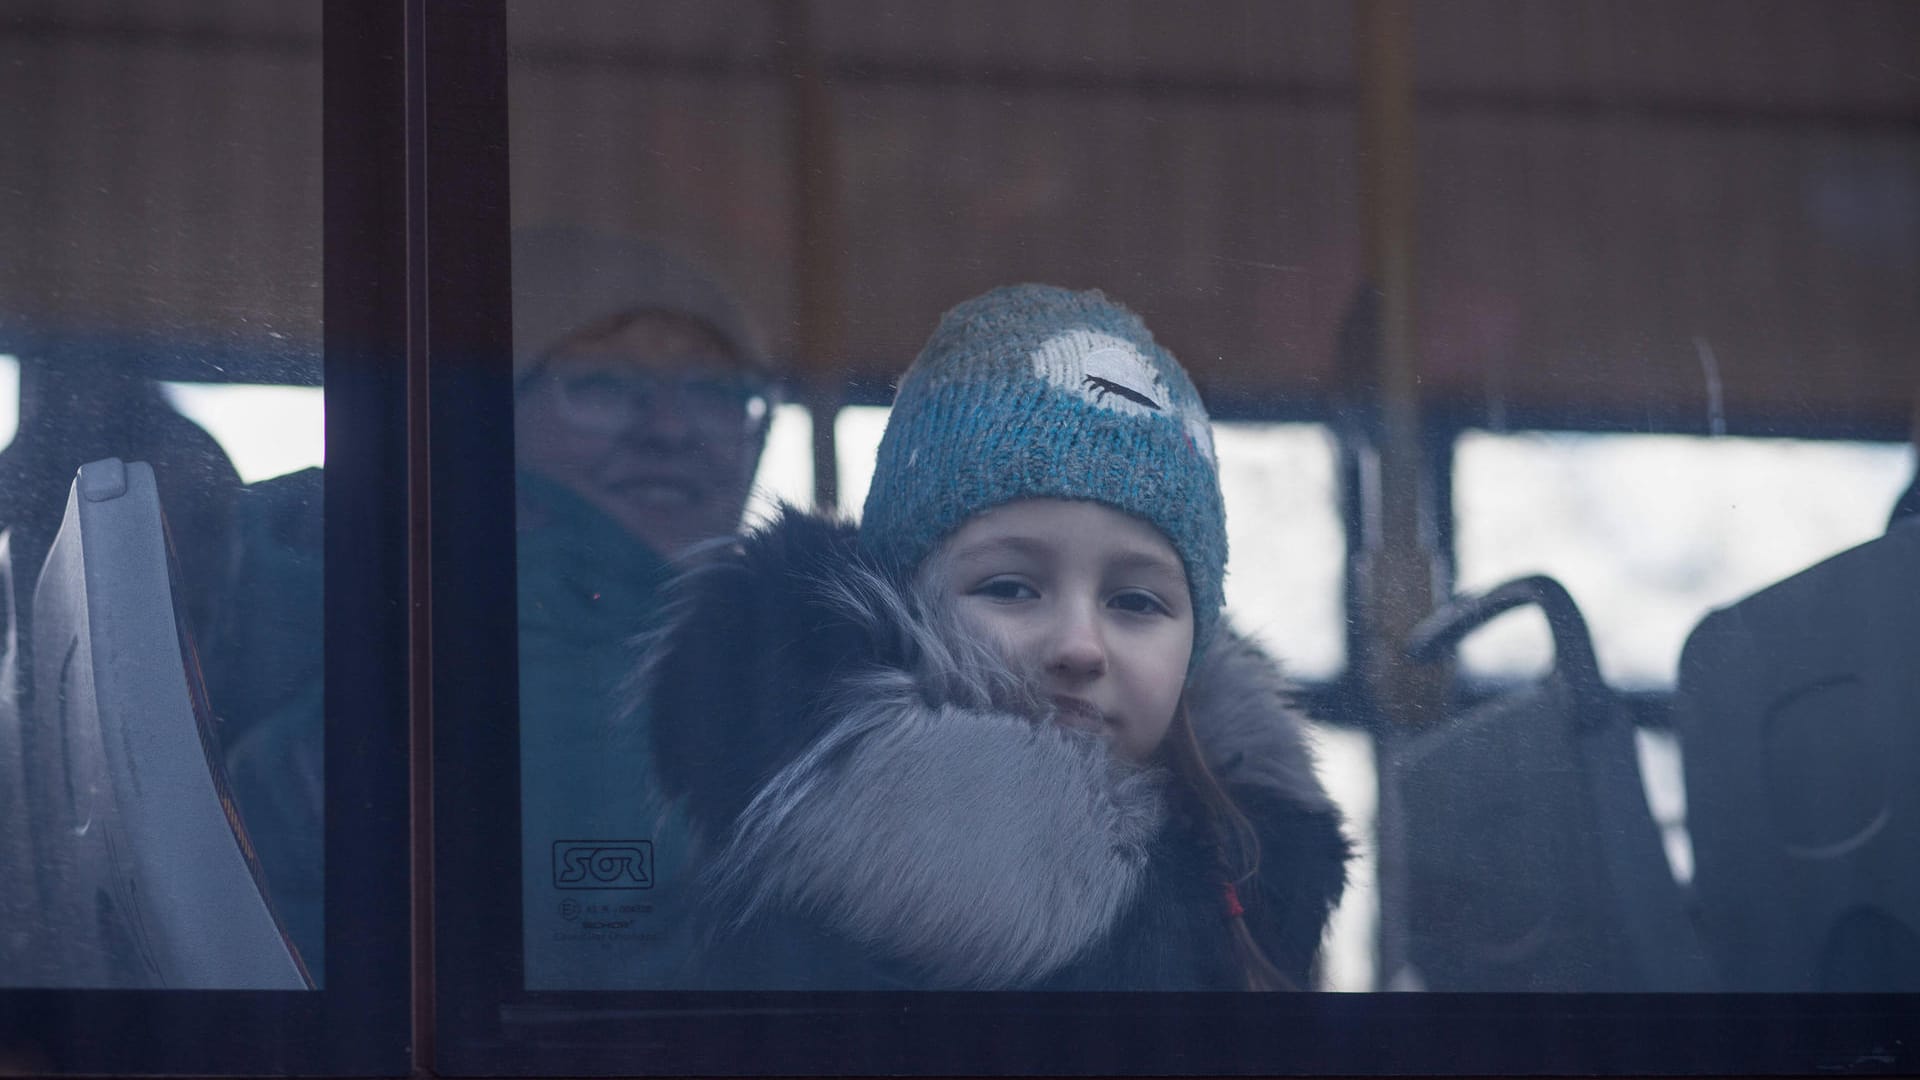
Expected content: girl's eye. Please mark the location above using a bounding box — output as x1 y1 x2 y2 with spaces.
970 578 1038 601
1109 590 1171 617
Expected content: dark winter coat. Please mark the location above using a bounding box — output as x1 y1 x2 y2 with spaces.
517 470 696 989
640 510 1350 990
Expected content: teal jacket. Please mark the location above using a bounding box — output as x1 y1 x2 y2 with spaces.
516 471 698 989
222 468 699 989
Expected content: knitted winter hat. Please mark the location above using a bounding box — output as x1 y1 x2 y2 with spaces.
860 284 1228 654
511 225 767 382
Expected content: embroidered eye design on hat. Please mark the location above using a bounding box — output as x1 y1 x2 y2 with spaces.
1028 329 1216 468
1085 373 1161 410
1031 331 1170 419
1080 349 1165 411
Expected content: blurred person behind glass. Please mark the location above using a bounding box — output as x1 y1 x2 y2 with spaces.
512 226 773 988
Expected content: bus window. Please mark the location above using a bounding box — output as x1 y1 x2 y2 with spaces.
158 383 325 485
481 0 1920 1069
0 1 325 997
1453 430 1915 689
832 404 889 515
741 402 815 527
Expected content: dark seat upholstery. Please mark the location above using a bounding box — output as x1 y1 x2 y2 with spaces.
210 465 326 979
1390 575 1715 991
0 367 241 648
1676 516 1920 991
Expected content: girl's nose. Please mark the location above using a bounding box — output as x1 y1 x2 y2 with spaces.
1045 603 1107 678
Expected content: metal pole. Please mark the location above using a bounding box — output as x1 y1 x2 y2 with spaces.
781 0 845 513
1356 0 1438 727
1355 0 1442 991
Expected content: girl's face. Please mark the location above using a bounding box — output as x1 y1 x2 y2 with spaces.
926 498 1194 760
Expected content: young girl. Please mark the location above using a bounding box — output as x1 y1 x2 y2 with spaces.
640 285 1349 990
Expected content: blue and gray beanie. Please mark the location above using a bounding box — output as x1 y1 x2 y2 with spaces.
859 284 1228 654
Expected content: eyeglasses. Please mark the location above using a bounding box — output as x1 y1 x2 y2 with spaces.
538 369 771 435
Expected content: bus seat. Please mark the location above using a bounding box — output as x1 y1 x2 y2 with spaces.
204 467 323 750
16 458 308 989
0 530 36 983
1675 515 1920 991
1390 575 1716 991
208 465 326 981
0 368 242 654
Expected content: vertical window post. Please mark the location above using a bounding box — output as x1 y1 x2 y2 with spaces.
782 0 846 513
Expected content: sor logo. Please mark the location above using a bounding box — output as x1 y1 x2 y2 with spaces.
553 840 653 890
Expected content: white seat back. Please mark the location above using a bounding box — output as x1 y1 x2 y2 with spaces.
19 458 307 988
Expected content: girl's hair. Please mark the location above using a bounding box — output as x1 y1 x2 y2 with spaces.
1160 701 1297 991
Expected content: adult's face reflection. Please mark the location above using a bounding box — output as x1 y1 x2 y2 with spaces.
515 311 767 557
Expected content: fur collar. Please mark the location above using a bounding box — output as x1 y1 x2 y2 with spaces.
640 510 1347 989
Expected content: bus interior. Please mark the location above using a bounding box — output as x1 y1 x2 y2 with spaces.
1 0 1917 1022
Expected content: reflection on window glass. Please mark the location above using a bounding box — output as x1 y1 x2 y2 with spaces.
498 0 1920 1021
506 0 1364 999
159 382 325 484
509 226 782 990
1454 430 1915 688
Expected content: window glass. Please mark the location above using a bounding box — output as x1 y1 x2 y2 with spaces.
0 3 323 992
1448 431 1911 939
508 0 1359 998
832 404 889 516
502 0 1920 1031
1214 421 1346 681
1453 430 1914 688
1309 722 1377 991
741 402 815 527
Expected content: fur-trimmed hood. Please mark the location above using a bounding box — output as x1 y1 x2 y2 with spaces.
639 510 1349 990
